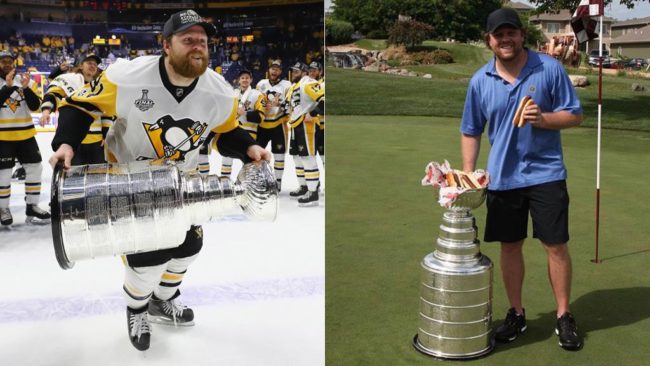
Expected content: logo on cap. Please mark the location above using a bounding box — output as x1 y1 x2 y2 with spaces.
179 10 201 25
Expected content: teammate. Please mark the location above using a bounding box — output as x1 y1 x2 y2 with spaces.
40 54 112 165
219 68 265 177
287 61 324 206
49 10 270 351
308 61 325 178
0 50 51 226
255 60 292 191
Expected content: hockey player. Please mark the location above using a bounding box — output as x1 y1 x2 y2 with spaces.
219 68 265 177
255 60 292 191
308 61 325 170
0 50 51 226
40 54 112 165
287 62 324 206
49 10 270 351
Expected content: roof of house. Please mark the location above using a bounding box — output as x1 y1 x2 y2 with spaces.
611 16 650 28
610 24 650 44
506 1 534 11
529 9 615 23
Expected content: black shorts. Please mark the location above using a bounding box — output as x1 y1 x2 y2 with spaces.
72 141 105 165
257 124 288 154
0 137 42 169
316 125 324 156
484 180 569 245
125 225 204 267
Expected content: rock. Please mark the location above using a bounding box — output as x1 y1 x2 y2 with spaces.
363 64 380 72
632 83 646 92
569 75 589 87
422 74 433 79
408 71 419 77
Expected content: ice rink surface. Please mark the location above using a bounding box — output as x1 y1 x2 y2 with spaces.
0 133 324 366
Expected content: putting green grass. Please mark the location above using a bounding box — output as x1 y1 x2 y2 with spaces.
325 115 650 365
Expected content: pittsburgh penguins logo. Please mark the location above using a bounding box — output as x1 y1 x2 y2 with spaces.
3 97 20 112
142 115 207 160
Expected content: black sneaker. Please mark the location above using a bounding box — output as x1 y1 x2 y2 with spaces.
127 307 151 351
289 185 308 198
494 308 527 343
148 293 195 327
556 312 582 350
25 204 51 224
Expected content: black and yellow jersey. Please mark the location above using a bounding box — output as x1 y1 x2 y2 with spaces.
256 78 291 129
56 56 241 171
288 76 325 128
236 86 265 137
0 75 40 141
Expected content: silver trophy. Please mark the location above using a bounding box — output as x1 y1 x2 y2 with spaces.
413 188 495 359
51 160 277 270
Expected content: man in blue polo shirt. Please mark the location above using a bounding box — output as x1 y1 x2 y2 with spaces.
460 8 583 351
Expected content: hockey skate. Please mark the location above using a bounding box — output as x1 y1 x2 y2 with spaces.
127 307 151 351
0 208 13 226
298 190 319 207
148 293 195 327
25 204 51 224
289 185 308 199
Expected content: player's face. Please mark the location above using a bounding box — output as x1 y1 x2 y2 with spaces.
488 26 525 63
291 69 302 83
308 68 320 80
0 57 15 76
167 26 209 78
239 74 252 89
268 66 281 80
81 60 98 81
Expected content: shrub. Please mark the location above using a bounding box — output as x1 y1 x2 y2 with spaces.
387 19 433 49
326 18 355 45
366 30 388 39
432 49 454 64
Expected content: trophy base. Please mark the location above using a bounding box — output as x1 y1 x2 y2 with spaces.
412 334 495 360
50 162 74 270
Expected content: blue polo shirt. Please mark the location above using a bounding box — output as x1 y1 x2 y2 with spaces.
460 49 582 191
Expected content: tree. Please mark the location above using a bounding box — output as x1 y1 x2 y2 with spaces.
528 0 646 14
387 19 434 48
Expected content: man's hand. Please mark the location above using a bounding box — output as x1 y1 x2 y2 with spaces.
5 69 15 87
246 144 271 162
237 106 246 116
49 143 75 171
40 109 51 127
304 113 312 122
20 72 30 88
522 102 542 126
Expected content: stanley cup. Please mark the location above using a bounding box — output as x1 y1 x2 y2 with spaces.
50 159 277 270
413 188 495 359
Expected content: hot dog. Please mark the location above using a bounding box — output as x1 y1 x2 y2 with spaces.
513 95 534 128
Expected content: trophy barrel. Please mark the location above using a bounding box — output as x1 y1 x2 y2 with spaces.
413 207 494 359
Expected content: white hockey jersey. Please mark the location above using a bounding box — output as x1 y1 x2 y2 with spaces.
256 78 291 128
59 56 239 171
45 72 111 144
0 75 38 141
235 85 265 136
288 76 324 127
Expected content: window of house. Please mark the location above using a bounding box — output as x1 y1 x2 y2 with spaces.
546 23 560 33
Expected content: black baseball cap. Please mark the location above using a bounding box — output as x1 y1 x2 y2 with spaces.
163 9 216 38
486 8 523 33
82 54 101 64
238 68 252 77
269 60 282 69
291 62 303 71
0 50 14 60
308 61 322 70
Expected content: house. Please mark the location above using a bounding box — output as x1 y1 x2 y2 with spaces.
610 17 650 58
528 10 615 53
505 1 534 15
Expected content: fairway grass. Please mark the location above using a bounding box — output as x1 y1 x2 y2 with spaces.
325 115 650 366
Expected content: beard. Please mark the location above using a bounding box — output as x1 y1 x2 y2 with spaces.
168 50 208 79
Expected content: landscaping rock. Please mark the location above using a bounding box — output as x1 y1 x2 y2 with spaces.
569 75 589 87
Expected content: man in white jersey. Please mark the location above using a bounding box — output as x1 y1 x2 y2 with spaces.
49 9 270 351
255 60 292 191
0 50 51 226
219 68 265 177
40 54 112 165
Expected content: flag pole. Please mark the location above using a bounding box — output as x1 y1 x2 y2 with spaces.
591 11 604 264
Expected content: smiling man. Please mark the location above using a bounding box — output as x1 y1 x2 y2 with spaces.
50 9 270 351
459 8 584 351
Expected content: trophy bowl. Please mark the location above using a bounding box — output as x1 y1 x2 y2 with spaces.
433 186 487 211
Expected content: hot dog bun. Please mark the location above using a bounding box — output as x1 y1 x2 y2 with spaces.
513 95 532 128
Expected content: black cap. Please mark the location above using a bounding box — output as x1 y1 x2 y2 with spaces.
82 54 101 64
291 62 303 71
308 61 322 70
238 68 252 77
0 50 14 60
162 9 216 38
269 60 282 69
486 8 523 33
